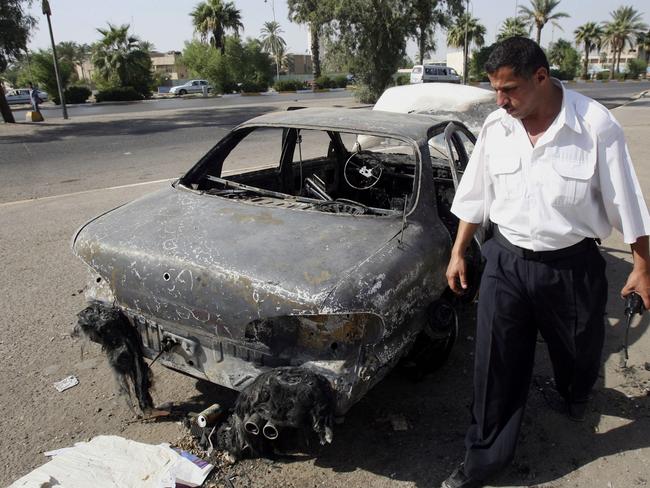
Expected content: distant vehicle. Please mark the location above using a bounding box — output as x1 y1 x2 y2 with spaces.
410 65 461 84
5 88 49 105
169 79 212 96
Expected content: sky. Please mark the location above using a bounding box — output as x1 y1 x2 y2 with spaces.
26 0 650 61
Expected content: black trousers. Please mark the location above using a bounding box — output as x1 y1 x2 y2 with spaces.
463 237 608 480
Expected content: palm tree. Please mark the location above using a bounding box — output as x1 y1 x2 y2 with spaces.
190 0 243 53
574 22 603 79
602 6 647 77
447 13 486 83
287 0 332 79
409 0 460 65
260 21 286 82
75 43 92 82
497 17 528 41
92 23 151 91
518 0 569 45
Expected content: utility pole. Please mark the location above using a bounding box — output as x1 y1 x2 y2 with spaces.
42 0 68 119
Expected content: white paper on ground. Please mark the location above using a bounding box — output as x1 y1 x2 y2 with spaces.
9 435 213 488
53 375 79 392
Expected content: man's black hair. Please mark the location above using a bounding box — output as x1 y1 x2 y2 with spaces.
485 36 550 78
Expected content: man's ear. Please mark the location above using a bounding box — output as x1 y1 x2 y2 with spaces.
535 67 549 84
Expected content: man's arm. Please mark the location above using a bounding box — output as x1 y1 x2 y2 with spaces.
621 235 650 309
446 220 480 294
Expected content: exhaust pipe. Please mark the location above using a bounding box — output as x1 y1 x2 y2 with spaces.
262 420 279 440
244 413 262 435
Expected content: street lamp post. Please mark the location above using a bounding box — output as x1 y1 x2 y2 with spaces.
265 0 280 84
463 0 469 84
42 0 68 119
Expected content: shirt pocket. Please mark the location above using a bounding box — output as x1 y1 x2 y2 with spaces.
488 150 523 200
545 147 596 207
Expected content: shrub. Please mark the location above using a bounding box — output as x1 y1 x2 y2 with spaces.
333 75 348 88
395 74 409 86
274 79 307 92
627 59 647 79
550 68 575 81
596 70 610 80
315 75 335 89
95 86 144 102
354 84 376 104
240 80 268 93
64 85 92 104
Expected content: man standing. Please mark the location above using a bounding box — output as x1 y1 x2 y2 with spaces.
442 37 650 488
28 82 41 113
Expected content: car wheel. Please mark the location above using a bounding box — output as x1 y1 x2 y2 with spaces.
178 89 187 96
399 298 458 379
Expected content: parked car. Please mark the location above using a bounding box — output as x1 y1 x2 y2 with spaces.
169 79 212 96
5 88 49 104
72 106 483 457
410 64 461 84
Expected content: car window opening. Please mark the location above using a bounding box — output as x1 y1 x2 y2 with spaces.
184 127 419 217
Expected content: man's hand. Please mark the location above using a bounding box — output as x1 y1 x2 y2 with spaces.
621 236 650 309
446 220 480 295
621 268 650 309
446 253 468 294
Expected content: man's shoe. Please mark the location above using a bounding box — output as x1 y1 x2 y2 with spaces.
441 464 483 488
567 400 588 422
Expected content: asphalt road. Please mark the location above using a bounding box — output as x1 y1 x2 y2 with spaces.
9 81 649 119
11 90 354 119
2 83 647 205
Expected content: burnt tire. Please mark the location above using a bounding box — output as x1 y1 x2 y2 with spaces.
399 298 458 380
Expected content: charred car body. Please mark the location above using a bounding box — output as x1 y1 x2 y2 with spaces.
72 107 481 454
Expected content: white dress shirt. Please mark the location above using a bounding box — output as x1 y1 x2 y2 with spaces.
450 80 650 251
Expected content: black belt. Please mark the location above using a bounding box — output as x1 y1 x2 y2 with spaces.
493 226 596 262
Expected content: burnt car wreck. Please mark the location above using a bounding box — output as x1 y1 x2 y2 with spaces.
72 107 482 456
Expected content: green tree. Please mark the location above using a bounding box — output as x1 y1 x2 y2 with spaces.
190 0 243 54
638 29 650 63
330 0 412 103
447 13 486 83
407 0 463 65
469 44 495 81
92 23 153 96
182 36 274 93
259 21 286 81
602 6 647 77
287 0 334 79
497 17 528 41
518 0 569 45
547 38 579 79
30 48 73 103
0 0 36 123
574 22 603 79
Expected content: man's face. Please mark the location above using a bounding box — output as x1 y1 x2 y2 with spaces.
488 66 545 119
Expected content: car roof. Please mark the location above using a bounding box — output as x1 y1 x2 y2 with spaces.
239 107 448 142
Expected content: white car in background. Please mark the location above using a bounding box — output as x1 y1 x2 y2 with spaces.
169 79 212 96
410 65 461 84
5 88 49 104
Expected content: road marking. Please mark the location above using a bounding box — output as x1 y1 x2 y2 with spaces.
0 178 174 208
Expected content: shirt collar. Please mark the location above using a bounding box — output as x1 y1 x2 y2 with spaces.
498 78 582 135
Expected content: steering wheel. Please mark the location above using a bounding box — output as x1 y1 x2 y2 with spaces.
343 151 383 190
